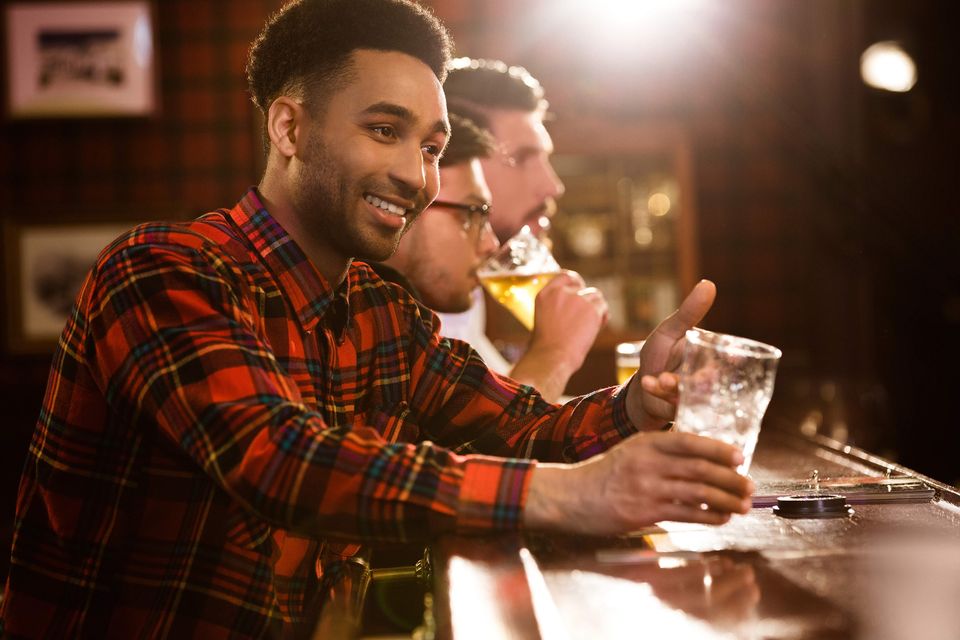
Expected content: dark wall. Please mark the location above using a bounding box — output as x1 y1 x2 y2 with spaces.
0 0 285 576
860 1 960 484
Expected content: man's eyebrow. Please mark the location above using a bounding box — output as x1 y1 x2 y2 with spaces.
362 101 414 120
361 101 450 137
432 118 451 138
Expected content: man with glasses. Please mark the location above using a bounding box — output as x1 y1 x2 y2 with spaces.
433 59 608 402
376 111 606 402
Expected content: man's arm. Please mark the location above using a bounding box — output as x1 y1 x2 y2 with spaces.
87 242 532 541
524 430 754 533
508 271 607 402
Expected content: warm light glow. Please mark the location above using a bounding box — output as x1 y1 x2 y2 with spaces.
860 42 917 92
648 192 672 216
541 569 721 637
519 549 567 639
568 0 707 50
447 557 514 639
634 227 653 246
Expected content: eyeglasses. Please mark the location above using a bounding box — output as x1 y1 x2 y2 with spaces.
430 200 492 237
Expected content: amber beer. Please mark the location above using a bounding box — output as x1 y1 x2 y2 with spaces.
615 341 644 385
616 365 636 386
479 271 557 330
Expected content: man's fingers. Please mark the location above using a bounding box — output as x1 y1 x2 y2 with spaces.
546 270 585 290
655 280 717 340
651 431 744 467
669 456 755 498
640 372 679 392
576 286 600 297
659 479 753 514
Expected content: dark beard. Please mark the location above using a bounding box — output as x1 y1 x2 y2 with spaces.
294 130 430 262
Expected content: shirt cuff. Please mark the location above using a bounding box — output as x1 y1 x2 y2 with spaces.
610 381 638 437
455 455 535 531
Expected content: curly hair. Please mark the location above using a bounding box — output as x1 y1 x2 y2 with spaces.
246 0 452 117
443 57 547 123
439 112 495 168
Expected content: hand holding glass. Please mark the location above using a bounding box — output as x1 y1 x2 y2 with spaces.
476 225 560 330
675 329 782 475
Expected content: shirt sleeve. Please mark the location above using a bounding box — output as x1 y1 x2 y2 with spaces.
435 293 513 374
83 240 534 541
405 302 637 464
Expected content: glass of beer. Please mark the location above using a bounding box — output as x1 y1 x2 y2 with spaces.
615 340 644 385
675 329 782 475
476 225 560 330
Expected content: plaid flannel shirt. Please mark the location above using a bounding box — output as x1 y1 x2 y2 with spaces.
1 189 634 638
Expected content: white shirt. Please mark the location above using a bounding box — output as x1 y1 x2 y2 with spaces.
435 289 512 374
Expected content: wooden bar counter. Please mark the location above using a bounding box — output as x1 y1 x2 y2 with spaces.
428 427 960 639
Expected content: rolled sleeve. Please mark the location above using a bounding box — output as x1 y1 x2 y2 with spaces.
455 455 535 531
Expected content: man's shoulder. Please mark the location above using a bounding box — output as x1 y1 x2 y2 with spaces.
96 210 250 267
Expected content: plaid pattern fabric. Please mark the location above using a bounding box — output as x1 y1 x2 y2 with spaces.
1 188 634 638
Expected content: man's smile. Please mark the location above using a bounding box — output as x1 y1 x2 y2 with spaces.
364 193 410 218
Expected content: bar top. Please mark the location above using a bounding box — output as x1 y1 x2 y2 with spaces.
431 428 960 639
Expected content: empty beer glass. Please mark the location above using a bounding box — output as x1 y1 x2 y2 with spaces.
675 329 782 475
476 225 560 330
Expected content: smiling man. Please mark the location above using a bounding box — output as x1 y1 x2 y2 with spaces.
1 1 752 637
374 113 500 312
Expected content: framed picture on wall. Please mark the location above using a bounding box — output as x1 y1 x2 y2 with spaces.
3 218 136 353
4 1 156 118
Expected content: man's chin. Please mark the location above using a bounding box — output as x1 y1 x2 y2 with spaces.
432 295 472 315
357 235 403 263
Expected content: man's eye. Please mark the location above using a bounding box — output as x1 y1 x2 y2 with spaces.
422 144 441 159
371 125 397 139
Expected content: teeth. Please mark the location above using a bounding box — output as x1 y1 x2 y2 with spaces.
365 194 406 217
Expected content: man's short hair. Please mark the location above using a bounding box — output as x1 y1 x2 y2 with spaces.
443 57 548 128
247 0 452 117
440 112 495 168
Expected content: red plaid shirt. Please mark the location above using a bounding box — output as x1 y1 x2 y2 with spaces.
1 189 634 638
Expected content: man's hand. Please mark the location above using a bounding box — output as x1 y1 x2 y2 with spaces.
523 430 754 534
510 270 607 402
625 280 717 430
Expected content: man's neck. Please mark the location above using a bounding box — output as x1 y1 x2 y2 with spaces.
380 249 410 277
257 178 352 287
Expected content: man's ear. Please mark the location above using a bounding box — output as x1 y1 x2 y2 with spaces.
266 97 303 158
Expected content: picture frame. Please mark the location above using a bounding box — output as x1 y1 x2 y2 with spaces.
3 218 136 353
4 1 157 119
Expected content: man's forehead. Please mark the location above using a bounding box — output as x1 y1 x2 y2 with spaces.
334 49 447 124
486 108 552 152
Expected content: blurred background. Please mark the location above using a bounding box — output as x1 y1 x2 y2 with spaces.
1 0 957 572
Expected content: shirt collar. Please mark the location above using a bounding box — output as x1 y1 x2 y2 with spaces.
227 187 352 333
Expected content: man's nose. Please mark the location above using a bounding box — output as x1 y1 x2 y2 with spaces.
536 156 565 204
477 221 500 258
389 146 428 193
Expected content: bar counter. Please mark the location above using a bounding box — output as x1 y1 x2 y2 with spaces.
428 427 960 639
